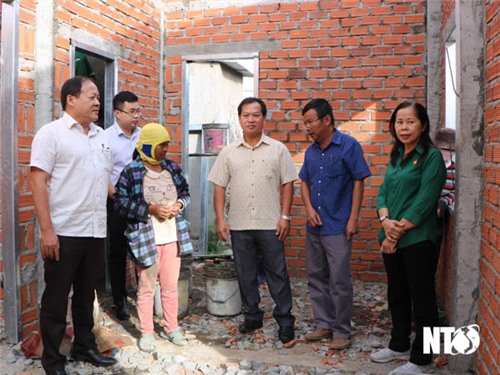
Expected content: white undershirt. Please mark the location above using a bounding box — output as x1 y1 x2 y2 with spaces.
143 169 178 245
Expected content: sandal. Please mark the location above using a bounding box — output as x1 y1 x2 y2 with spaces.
138 333 156 353
160 329 188 346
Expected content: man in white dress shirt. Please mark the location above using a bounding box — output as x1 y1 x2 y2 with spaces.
30 76 116 375
103 91 141 320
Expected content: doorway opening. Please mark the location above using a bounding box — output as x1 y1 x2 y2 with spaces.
70 41 116 129
181 52 259 256
70 40 117 292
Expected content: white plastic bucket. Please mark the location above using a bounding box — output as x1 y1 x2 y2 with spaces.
154 267 191 318
205 278 242 316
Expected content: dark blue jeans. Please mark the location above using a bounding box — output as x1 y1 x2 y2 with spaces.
230 230 295 328
383 240 439 365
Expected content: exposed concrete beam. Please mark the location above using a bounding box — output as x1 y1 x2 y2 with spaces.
0 0 22 344
34 0 56 308
165 40 281 58
34 0 55 130
159 11 166 125
426 0 443 132
450 0 485 372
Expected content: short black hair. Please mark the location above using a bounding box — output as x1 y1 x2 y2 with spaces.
302 98 335 127
113 91 139 111
237 97 267 117
434 127 456 150
61 76 94 111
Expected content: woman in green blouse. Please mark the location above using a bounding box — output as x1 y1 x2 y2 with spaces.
370 102 446 375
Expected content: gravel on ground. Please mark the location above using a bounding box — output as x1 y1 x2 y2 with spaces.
0 260 451 375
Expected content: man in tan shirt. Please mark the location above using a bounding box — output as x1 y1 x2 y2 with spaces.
208 97 297 343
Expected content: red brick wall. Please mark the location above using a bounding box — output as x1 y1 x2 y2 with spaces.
3 0 165 336
441 0 455 29
16 0 38 337
163 0 427 280
52 0 163 126
478 1 500 373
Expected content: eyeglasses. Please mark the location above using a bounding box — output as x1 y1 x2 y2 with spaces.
116 107 142 117
303 115 325 128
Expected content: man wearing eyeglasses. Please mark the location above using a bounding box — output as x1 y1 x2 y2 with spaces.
103 91 142 320
299 98 370 350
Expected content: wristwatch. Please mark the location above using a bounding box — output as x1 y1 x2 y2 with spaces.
280 215 291 221
379 215 388 223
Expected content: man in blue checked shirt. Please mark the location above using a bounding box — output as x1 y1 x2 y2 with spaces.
299 99 371 350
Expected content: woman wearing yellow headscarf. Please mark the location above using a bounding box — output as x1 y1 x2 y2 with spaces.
114 123 192 351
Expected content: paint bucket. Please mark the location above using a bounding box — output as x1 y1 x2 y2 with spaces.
202 123 228 154
154 266 191 318
204 259 242 316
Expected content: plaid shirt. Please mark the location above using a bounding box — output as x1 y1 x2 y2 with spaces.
115 157 193 266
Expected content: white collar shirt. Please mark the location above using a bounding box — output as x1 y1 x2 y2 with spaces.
103 121 141 186
208 135 298 230
30 112 113 237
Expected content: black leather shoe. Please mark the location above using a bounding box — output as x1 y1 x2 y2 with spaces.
115 298 130 320
71 349 117 367
238 320 263 333
46 369 68 375
279 325 295 343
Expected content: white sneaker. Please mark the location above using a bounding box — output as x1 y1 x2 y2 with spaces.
388 361 432 375
369 348 411 363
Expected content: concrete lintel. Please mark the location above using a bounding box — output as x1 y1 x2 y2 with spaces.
70 29 121 60
451 0 485 372
165 40 280 58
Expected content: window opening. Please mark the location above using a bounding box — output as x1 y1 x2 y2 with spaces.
445 32 457 129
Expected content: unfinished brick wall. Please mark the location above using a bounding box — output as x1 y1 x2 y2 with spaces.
3 0 166 336
477 1 500 373
163 0 427 280
441 0 455 29
15 0 38 337
52 0 163 126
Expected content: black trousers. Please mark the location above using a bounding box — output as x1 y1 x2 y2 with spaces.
383 240 439 365
40 236 105 372
231 230 295 328
107 199 129 305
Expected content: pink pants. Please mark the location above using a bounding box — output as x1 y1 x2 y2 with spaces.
136 242 180 335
